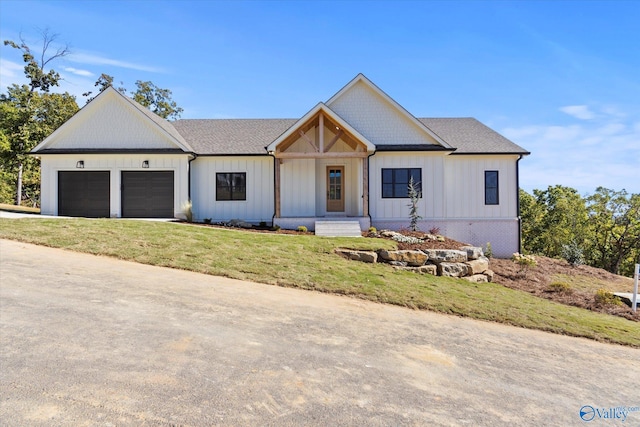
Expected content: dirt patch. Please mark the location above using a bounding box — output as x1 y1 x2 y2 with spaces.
372 229 639 322
490 257 639 321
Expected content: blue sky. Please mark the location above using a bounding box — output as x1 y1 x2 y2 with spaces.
1 0 638 194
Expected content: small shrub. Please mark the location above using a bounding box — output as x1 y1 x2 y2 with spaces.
368 226 377 234
271 224 281 231
181 200 193 223
485 242 493 259
407 177 422 231
561 240 585 266
594 289 622 306
296 225 308 233
203 218 212 224
259 221 267 228
547 281 572 294
428 226 440 235
511 252 536 276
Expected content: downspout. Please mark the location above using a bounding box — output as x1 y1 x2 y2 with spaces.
270 151 277 226
516 154 523 254
188 153 197 203
366 150 376 226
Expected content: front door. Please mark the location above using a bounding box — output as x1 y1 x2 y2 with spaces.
326 166 344 212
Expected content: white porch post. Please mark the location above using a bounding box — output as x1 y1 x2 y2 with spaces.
275 158 281 218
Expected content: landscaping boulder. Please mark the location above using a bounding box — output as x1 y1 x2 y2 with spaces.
423 249 468 264
438 262 469 277
461 246 484 260
465 258 490 275
483 269 494 282
463 274 489 283
378 250 428 266
396 264 437 275
335 249 378 263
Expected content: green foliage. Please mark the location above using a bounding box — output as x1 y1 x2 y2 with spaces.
594 289 622 307
296 225 308 233
83 75 183 120
485 242 493 259
132 81 183 120
368 226 377 234
520 186 639 277
547 281 572 294
587 188 640 276
511 252 537 276
407 176 421 231
520 186 589 257
1 32 79 206
561 240 585 266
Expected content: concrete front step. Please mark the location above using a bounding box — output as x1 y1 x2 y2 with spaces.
315 220 362 237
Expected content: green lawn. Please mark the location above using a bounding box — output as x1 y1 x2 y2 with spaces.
1 217 638 347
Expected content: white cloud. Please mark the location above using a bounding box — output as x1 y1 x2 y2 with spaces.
502 109 640 194
67 52 164 73
559 105 596 120
62 67 94 77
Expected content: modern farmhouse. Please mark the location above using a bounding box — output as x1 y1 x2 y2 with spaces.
31 74 529 257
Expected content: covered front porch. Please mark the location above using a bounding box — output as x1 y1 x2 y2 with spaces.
266 103 375 232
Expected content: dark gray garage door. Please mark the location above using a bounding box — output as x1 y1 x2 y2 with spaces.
58 171 110 218
121 171 174 218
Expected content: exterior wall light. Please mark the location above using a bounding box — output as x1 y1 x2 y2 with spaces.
76 161 84 169
142 160 149 168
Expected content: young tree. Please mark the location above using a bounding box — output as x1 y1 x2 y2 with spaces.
407 176 422 231
1 31 78 205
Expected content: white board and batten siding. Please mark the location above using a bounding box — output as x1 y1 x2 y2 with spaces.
369 152 446 220
368 152 520 258
279 159 315 217
42 90 180 151
39 154 190 217
191 156 274 223
443 155 519 219
328 80 440 147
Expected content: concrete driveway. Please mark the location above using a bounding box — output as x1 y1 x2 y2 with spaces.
1 239 639 426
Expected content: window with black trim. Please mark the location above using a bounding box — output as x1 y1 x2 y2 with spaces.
485 170 499 205
216 172 246 201
382 168 422 198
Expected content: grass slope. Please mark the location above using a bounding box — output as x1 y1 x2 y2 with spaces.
1 217 638 347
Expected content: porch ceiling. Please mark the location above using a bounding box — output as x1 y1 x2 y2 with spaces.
276 111 365 155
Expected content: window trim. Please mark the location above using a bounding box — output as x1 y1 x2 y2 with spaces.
216 172 247 201
381 168 422 199
484 170 499 205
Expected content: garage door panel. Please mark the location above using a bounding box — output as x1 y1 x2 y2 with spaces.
58 171 110 218
122 171 174 218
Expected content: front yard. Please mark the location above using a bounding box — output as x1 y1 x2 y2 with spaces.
0 217 638 347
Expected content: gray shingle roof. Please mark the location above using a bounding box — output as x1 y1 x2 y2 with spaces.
418 118 529 155
172 119 296 155
170 117 528 156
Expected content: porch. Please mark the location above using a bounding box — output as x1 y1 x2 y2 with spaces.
266 104 376 230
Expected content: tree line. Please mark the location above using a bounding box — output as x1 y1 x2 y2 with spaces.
0 30 182 207
520 185 640 276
